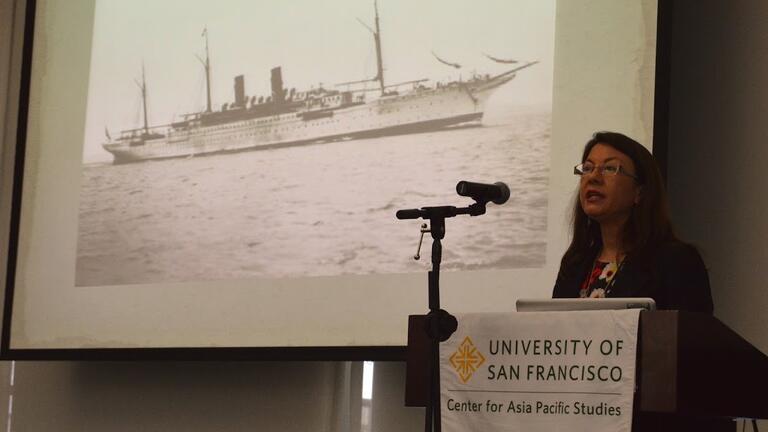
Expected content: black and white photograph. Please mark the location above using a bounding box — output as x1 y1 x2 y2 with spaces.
77 0 555 286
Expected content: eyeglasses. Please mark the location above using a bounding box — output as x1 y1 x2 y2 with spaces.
574 162 638 180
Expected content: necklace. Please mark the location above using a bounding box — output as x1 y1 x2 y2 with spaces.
604 259 625 294
583 258 625 298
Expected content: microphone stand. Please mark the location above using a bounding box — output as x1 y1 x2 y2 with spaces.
396 203 487 432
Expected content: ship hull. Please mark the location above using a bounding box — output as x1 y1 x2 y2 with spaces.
103 76 513 164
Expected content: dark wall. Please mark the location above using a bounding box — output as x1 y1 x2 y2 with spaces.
667 0 768 355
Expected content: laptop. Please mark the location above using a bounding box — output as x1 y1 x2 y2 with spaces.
516 297 657 312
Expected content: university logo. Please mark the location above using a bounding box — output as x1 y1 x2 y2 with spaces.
449 336 486 383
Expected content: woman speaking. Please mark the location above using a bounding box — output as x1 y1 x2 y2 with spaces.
552 132 714 313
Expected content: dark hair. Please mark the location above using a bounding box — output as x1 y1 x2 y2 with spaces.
560 131 676 273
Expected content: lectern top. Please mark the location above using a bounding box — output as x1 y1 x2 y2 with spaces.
516 297 657 312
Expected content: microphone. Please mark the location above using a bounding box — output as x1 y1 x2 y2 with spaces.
456 181 510 205
395 208 425 220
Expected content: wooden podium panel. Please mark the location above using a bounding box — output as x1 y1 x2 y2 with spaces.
405 315 430 408
405 311 768 429
637 311 768 419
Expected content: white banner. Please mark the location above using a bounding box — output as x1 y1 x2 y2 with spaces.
440 310 641 432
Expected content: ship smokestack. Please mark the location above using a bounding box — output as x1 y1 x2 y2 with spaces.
271 67 285 104
234 75 246 108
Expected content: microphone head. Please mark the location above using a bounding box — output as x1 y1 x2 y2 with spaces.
455 180 510 205
492 182 510 205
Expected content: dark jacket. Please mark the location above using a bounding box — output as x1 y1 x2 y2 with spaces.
552 241 714 313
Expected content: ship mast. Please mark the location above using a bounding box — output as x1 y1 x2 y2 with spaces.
198 27 213 113
136 63 150 135
373 0 385 95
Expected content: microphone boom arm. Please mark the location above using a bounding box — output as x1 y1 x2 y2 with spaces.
395 203 486 221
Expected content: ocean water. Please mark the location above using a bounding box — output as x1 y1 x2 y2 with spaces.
76 107 550 286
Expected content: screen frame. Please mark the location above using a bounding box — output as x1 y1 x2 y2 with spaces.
1 0 671 360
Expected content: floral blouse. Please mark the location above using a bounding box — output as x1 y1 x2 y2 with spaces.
580 261 620 298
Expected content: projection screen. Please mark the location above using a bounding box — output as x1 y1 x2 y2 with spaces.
1 0 661 357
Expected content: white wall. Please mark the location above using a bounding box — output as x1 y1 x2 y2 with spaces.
10 362 347 431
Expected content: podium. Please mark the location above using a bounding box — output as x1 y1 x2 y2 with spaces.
405 311 768 432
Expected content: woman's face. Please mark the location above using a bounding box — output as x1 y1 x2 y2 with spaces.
579 143 641 224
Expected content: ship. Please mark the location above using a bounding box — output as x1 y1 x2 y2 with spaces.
102 2 538 165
